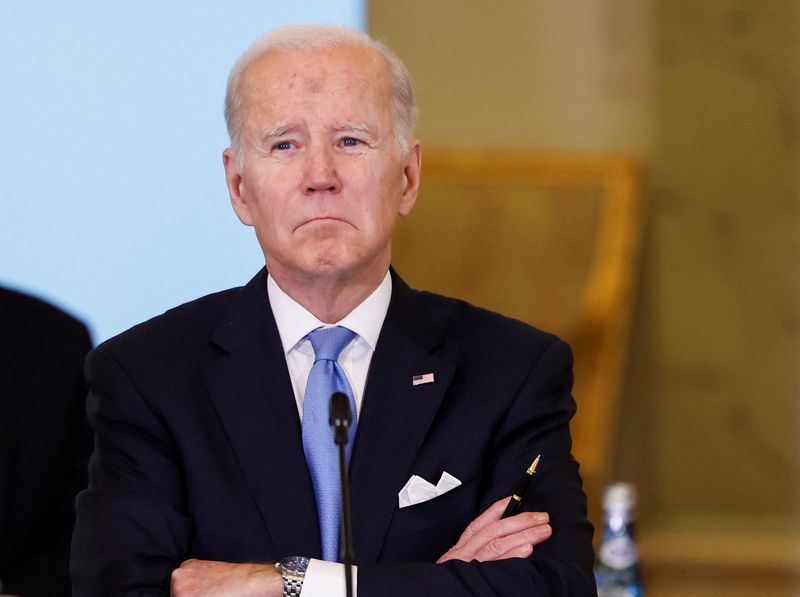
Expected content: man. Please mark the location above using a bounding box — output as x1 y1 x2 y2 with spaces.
71 24 595 595
0 287 92 595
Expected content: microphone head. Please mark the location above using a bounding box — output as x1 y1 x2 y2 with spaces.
329 392 352 427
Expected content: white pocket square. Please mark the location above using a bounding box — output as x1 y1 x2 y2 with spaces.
398 471 462 508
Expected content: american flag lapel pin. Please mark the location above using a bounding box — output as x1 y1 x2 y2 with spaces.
412 372 435 386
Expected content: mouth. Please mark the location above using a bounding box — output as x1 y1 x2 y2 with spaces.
294 216 351 232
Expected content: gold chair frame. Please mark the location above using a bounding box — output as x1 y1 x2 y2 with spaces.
392 149 642 514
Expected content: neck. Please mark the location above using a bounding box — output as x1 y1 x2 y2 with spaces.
269 263 389 324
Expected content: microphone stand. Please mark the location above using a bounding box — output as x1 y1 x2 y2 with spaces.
330 392 355 597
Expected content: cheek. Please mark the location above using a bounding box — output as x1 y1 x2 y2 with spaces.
358 173 398 223
242 172 292 220
375 169 407 214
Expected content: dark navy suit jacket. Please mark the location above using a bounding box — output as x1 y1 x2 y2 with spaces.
71 269 595 595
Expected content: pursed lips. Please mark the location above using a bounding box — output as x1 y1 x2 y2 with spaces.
294 216 353 232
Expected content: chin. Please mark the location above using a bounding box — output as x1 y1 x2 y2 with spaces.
295 252 352 277
307 250 384 281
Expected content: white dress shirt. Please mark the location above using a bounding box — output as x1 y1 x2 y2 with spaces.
267 271 392 597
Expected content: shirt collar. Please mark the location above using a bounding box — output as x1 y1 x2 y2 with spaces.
267 271 392 355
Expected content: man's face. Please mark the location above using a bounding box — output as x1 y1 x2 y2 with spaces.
223 45 420 287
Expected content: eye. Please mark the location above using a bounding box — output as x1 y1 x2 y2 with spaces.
340 137 360 147
273 141 293 151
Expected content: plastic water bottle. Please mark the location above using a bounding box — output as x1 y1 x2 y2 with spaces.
594 483 643 597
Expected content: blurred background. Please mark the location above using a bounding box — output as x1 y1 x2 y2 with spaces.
372 1 800 594
3 1 798 595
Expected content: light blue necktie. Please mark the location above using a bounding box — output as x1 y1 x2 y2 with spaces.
302 326 358 562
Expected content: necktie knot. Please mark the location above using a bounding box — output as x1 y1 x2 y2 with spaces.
307 326 356 363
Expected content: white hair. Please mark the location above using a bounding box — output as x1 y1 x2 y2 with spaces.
224 24 417 155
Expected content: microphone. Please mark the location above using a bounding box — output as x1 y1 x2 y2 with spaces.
329 392 355 597
329 391 352 446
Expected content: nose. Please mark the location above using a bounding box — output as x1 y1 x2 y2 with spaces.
303 144 341 195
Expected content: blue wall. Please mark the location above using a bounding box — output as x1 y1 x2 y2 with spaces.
0 2 365 342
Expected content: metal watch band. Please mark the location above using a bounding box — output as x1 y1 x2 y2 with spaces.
282 575 303 597
277 556 309 597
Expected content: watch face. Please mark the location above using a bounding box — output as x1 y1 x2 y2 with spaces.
281 555 310 578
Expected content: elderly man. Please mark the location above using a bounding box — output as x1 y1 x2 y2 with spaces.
71 24 595 596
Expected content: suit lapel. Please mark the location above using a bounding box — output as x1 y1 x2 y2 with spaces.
203 270 321 558
201 269 460 563
350 273 458 564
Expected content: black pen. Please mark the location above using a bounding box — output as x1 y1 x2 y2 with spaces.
501 455 541 519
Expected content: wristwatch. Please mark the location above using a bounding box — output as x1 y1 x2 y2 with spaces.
276 555 310 597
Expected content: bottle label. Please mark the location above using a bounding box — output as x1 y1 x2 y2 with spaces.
599 536 639 570
597 588 640 597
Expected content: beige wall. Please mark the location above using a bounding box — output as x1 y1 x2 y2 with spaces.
371 0 654 154
371 0 800 584
617 1 800 529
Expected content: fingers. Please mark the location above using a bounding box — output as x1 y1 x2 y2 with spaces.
504 543 535 559
471 516 552 562
450 497 511 550
437 500 552 564
438 497 508 561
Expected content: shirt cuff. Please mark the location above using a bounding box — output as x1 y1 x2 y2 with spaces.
301 558 358 597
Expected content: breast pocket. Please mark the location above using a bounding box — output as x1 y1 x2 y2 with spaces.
379 475 480 562
387 475 480 541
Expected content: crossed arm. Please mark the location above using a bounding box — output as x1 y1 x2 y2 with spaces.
171 498 553 596
73 329 595 596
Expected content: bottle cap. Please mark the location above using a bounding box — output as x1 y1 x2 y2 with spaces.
602 482 637 512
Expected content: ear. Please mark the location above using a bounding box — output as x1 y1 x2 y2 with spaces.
223 147 254 226
397 141 421 217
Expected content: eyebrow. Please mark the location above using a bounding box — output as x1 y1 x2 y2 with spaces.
262 125 295 142
336 123 374 136
260 123 377 143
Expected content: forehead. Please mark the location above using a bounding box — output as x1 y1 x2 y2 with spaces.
238 45 393 121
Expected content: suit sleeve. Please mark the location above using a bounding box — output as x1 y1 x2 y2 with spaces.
357 339 596 596
71 346 192 596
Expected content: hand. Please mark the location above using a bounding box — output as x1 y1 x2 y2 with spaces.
171 559 283 596
437 497 552 563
